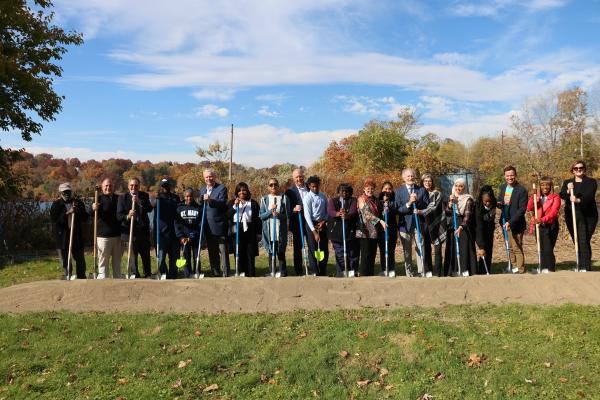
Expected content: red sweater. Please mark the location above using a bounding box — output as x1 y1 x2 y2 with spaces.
526 193 560 233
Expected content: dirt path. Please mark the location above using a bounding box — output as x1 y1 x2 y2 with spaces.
1 271 600 314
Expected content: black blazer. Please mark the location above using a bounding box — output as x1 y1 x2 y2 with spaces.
50 198 89 249
559 176 598 229
497 182 528 234
117 191 152 236
285 185 308 232
226 199 261 256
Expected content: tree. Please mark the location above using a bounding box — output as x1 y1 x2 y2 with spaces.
0 0 82 199
348 107 419 175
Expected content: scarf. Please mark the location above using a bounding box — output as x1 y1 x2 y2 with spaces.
453 189 473 216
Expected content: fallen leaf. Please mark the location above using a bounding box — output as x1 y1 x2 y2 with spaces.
525 378 537 384
421 394 434 400
268 379 277 385
116 325 123 333
274 370 281 375
339 350 349 358
577 390 586 398
203 383 219 392
467 353 487 368
559 377 568 383
8 373 14 385
544 362 552 368
260 373 267 382
194 330 202 337
172 378 182 389
312 389 319 397
178 359 192 369
358 332 369 339
298 332 307 338
117 378 129 385
357 379 370 388
384 384 394 390
379 368 389 378
434 372 445 381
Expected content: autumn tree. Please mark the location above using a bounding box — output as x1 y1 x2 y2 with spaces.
1 0 83 199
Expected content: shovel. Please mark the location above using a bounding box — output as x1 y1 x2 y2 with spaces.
315 238 325 262
176 241 187 271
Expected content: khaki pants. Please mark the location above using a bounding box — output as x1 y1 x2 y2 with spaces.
508 231 525 273
97 236 122 278
399 228 424 276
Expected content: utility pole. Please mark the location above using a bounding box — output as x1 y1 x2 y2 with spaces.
229 124 234 183
580 130 584 158
501 130 505 165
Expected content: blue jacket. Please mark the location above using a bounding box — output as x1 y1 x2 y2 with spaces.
394 184 429 233
199 183 229 236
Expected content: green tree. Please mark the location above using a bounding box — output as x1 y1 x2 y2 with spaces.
0 0 83 199
348 107 419 175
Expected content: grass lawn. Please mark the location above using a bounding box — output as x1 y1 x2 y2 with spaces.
1 256 600 399
1 306 599 399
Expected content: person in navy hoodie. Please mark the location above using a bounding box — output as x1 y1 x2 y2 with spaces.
175 188 201 278
199 168 230 276
285 168 309 275
154 178 180 279
394 168 429 277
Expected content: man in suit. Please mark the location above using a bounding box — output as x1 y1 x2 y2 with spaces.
394 168 429 277
117 177 153 278
154 178 180 279
199 168 230 276
285 168 309 275
497 165 528 273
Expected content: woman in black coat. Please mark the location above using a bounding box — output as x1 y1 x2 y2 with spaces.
226 182 261 276
559 160 598 271
475 185 497 274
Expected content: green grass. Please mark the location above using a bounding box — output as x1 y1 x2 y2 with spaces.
1 306 599 399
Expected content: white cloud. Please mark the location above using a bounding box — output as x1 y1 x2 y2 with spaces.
192 88 237 101
257 106 280 117
335 95 413 118
53 0 598 103
195 104 230 118
421 111 517 142
449 0 568 17
418 96 457 120
18 145 198 163
186 124 356 167
255 93 288 104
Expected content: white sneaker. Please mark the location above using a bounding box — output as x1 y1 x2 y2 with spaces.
129 274 136 280
541 268 549 274
580 269 587 273
425 271 433 278
97 274 106 279
160 274 167 280
70 275 78 281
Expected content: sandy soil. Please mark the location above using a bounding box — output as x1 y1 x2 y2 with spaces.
1 270 600 314
1 229 598 314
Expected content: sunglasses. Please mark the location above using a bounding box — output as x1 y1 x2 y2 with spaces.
269 183 279 187
573 167 585 171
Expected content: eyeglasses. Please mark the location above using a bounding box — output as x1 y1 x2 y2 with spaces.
573 167 585 171
269 183 279 187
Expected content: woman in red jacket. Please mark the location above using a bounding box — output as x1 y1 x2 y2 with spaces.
527 176 561 272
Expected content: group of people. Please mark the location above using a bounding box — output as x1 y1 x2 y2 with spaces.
50 160 597 280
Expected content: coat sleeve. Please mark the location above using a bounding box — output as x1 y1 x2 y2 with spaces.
259 197 272 220
559 180 570 201
116 195 128 223
327 198 337 218
577 178 597 209
541 195 561 224
50 201 67 226
508 187 527 227
209 186 228 211
395 189 410 216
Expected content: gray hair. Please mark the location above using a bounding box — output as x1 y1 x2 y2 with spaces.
454 177 467 187
203 168 217 177
184 188 194 196
402 168 416 177
421 173 433 182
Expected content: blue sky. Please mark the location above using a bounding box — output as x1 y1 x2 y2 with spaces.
5 0 600 167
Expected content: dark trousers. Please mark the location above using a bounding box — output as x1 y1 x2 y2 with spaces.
290 223 305 276
181 238 200 278
567 214 595 270
423 231 443 276
207 233 230 276
331 240 359 277
233 230 257 277
58 246 86 279
127 236 152 277
266 246 287 277
305 225 328 276
378 232 397 273
158 237 179 279
359 238 378 276
538 222 559 271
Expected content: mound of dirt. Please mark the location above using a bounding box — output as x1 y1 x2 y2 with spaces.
1 271 599 314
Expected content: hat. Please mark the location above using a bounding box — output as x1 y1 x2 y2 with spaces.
58 183 72 192
160 178 171 188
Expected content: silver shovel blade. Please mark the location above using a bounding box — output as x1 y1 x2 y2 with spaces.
388 270 395 278
348 270 356 278
511 268 519 274
461 271 469 277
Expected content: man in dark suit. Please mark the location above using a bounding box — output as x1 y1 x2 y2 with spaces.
154 178 180 279
394 168 429 277
199 168 230 276
285 168 309 275
497 165 528 273
117 177 153 278
50 182 89 279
